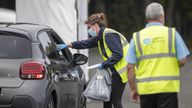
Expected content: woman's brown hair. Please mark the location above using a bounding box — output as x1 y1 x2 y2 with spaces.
85 12 108 27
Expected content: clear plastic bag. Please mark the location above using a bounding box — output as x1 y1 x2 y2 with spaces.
83 69 111 102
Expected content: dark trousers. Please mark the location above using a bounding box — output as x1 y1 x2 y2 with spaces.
103 73 126 108
140 93 178 108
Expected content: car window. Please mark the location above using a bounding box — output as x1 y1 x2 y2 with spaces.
47 31 73 63
0 34 31 59
38 32 59 59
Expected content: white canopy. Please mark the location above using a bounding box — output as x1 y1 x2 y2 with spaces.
16 0 77 44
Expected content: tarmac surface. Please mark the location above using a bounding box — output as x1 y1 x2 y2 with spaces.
87 48 192 108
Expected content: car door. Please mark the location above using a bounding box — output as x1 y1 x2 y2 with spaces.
46 31 86 108
38 30 67 108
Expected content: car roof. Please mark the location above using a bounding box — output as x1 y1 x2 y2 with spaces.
0 23 52 42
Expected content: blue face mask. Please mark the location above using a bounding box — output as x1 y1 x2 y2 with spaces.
88 28 97 37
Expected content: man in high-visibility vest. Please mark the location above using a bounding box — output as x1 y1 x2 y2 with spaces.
126 2 189 108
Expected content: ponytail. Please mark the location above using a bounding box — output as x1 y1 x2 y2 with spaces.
85 12 108 27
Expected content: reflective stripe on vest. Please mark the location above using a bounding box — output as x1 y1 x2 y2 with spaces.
118 66 127 74
98 28 129 83
136 76 179 83
137 53 176 61
136 28 175 62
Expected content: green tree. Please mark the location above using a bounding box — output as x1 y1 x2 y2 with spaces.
88 0 192 49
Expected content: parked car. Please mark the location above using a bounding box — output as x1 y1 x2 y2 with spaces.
0 23 87 108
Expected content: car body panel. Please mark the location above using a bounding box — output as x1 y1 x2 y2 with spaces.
0 59 31 88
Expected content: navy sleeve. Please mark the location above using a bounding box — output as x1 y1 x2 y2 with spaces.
71 37 98 49
102 33 123 68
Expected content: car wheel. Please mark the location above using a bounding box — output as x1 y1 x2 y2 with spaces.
47 95 55 108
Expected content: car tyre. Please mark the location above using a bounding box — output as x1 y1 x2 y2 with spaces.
47 95 55 108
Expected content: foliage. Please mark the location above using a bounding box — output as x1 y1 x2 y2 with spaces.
89 0 192 48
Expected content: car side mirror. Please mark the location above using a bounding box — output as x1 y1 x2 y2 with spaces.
73 53 88 65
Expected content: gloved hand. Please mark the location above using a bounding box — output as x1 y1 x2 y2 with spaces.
57 44 68 51
97 63 104 70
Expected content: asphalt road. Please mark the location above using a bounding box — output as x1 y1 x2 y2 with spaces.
87 48 192 108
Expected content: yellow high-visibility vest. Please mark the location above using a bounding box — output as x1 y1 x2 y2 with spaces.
133 26 180 95
98 28 129 83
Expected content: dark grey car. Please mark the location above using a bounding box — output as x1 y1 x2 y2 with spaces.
0 23 87 108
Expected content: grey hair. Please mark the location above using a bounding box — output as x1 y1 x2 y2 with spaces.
145 2 164 20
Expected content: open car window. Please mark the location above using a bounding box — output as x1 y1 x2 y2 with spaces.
47 31 73 63
38 31 59 60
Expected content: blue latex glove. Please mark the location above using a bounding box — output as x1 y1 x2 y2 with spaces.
97 63 104 70
57 44 68 51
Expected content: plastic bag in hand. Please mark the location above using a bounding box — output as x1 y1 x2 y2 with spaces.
83 69 111 102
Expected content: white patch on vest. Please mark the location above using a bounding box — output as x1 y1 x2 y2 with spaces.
143 38 152 45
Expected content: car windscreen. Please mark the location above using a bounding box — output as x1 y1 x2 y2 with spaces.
0 34 31 59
